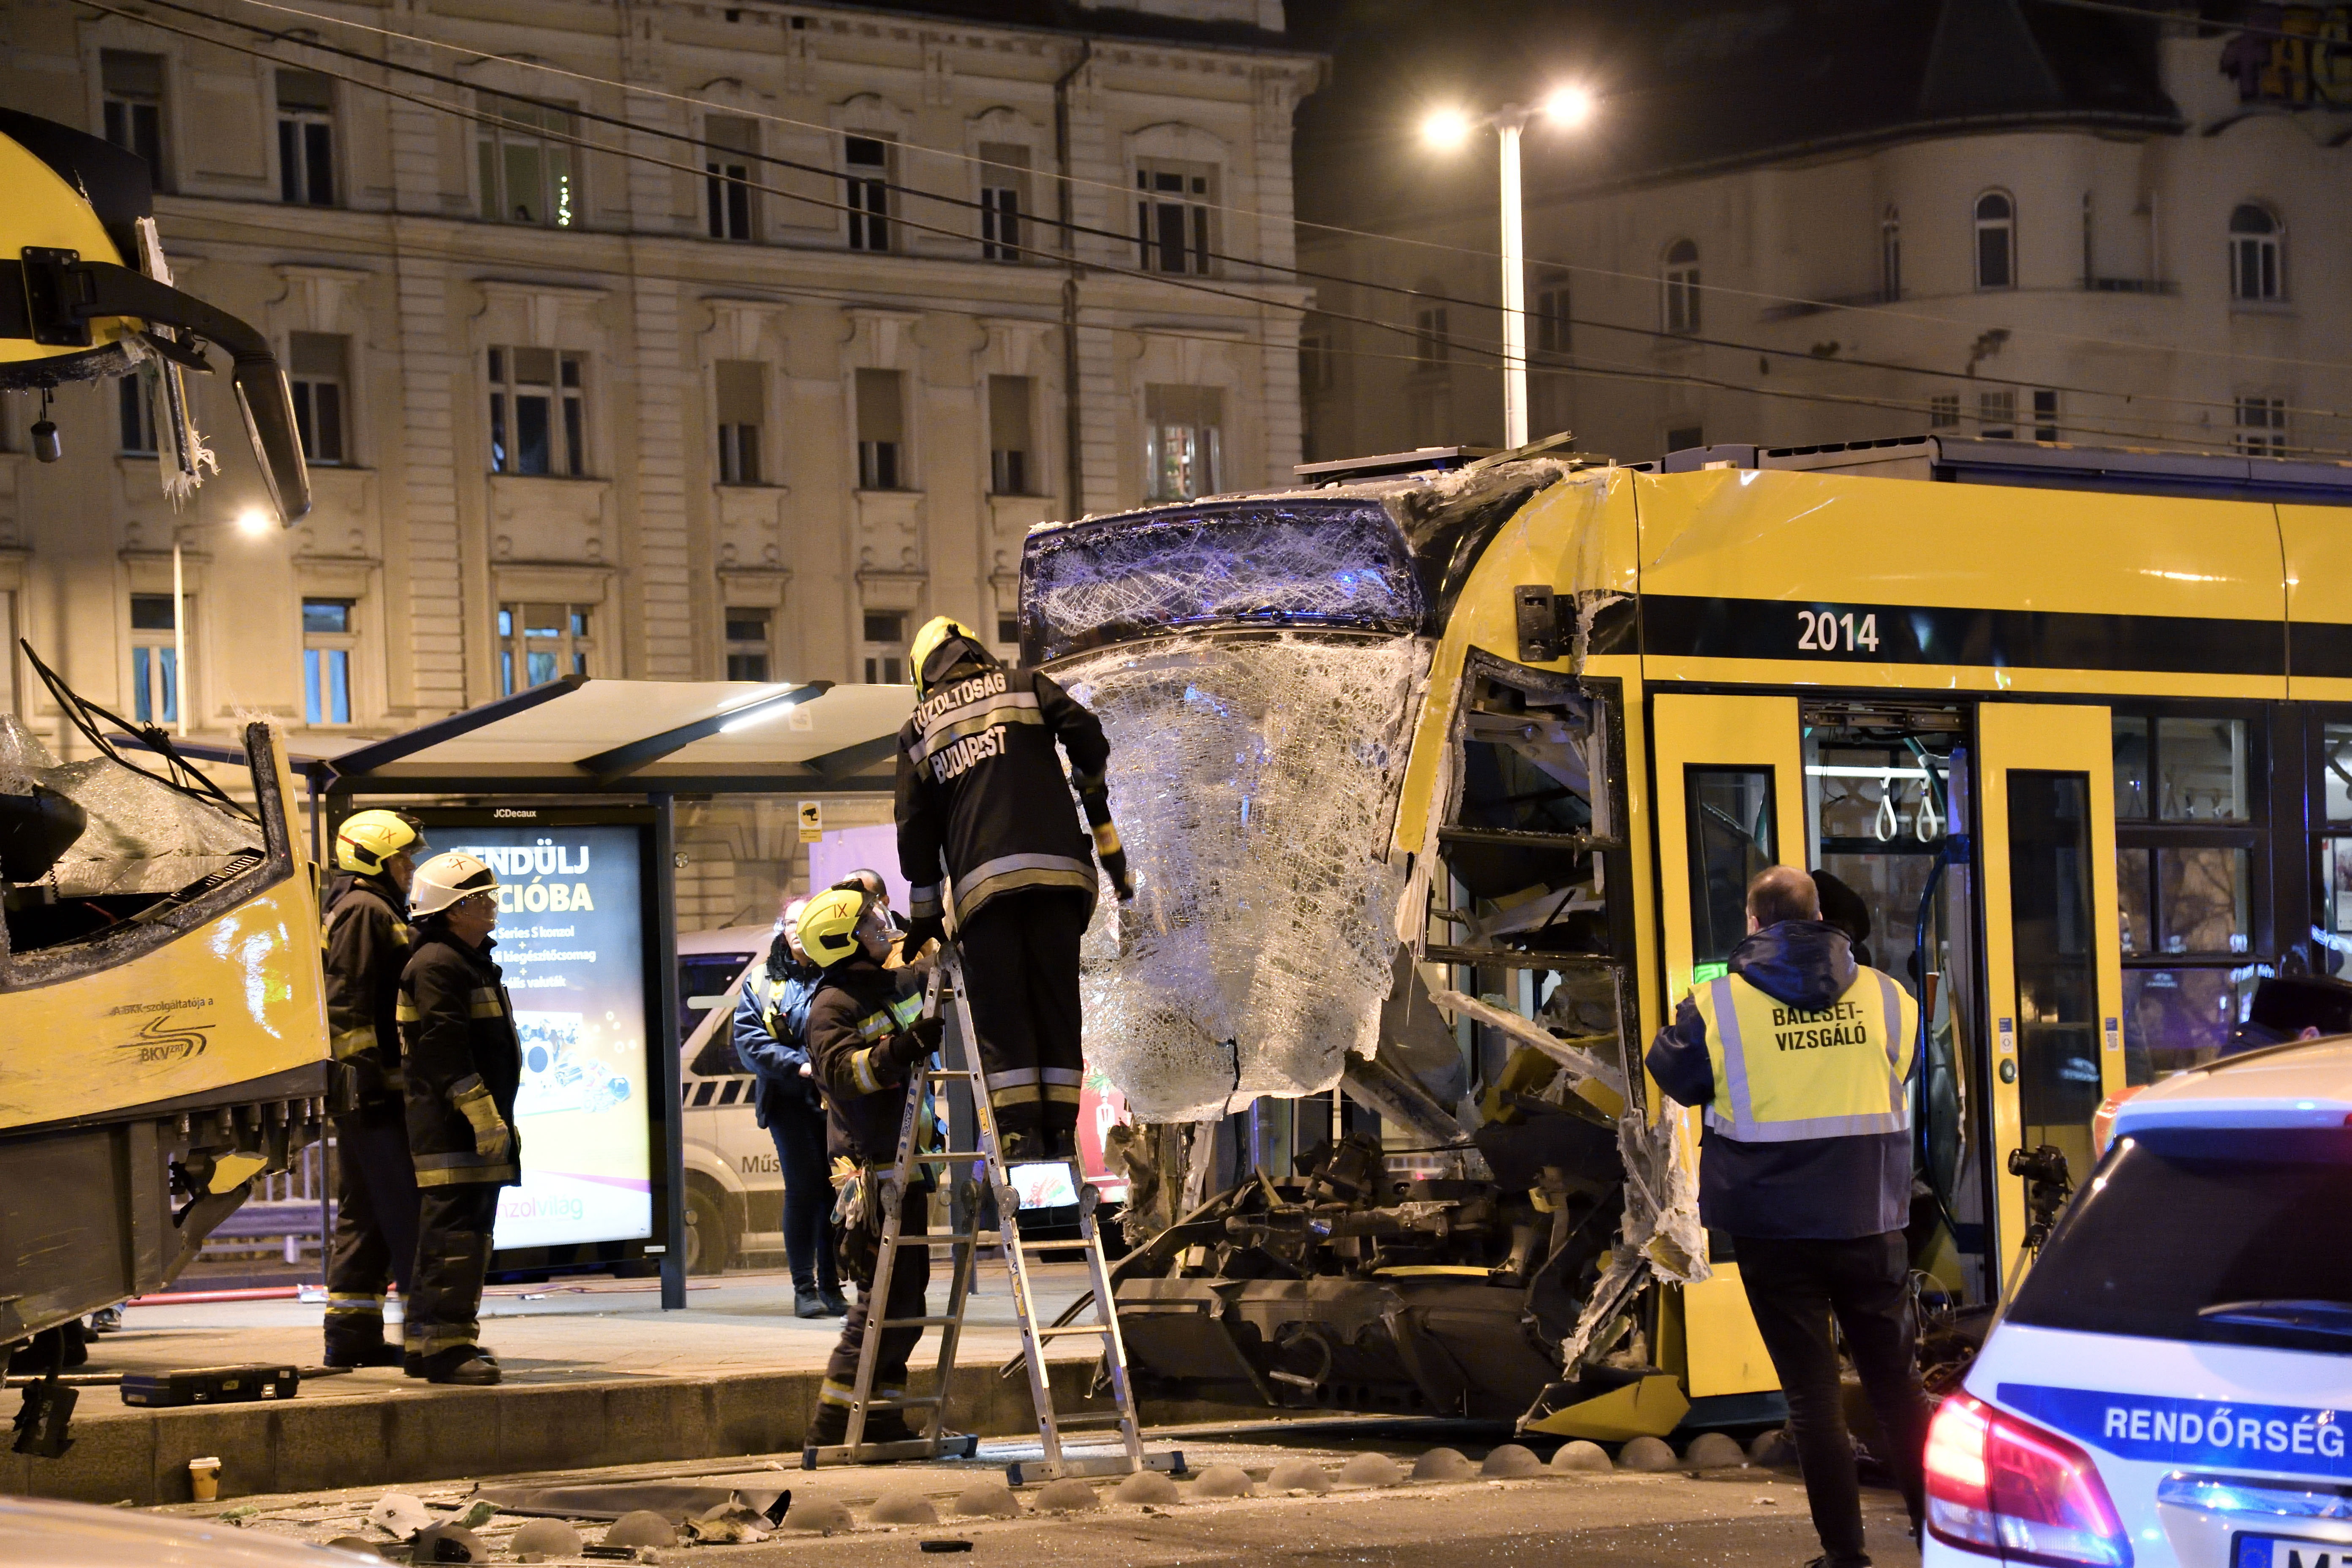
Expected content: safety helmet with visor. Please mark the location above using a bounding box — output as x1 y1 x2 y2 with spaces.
797 882 888 967
408 851 499 919
335 809 429 876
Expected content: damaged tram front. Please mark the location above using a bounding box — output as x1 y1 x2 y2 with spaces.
1019 456 1706 1439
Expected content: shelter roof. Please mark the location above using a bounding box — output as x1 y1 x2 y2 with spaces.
151 678 914 796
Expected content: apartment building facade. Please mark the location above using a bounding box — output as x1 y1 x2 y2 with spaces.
1297 2 2350 469
0 0 1315 923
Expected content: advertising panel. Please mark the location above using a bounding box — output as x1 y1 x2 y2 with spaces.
433 820 655 1254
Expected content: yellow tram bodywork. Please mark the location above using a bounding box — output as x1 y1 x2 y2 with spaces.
0 724 329 1344
1388 446 2349 1419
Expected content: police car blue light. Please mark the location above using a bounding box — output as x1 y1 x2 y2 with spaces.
1922 1040 2352 1568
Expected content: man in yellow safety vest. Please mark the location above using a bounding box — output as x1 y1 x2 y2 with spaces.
1647 866 1932 1568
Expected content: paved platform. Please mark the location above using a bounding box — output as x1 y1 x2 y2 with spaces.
2 1265 1248 1507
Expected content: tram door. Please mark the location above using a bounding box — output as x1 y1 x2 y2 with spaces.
1650 692 1807 1402
1974 704 2127 1293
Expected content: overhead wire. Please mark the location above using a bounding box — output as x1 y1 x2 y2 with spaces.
204 0 2352 383
161 206 2352 459
81 0 2352 457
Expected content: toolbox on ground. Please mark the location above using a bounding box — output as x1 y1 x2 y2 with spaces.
120 1364 301 1407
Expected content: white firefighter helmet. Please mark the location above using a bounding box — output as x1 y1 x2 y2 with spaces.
408 851 498 918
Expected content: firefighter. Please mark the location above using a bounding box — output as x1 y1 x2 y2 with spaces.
319 808 429 1369
894 615 1131 1160
797 882 943 1447
397 850 521 1386
1646 865 1929 1568
733 895 846 1318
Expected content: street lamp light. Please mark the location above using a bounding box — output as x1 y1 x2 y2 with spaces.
167 506 278 738
1421 89 1596 448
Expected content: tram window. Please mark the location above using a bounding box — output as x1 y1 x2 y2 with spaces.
2319 836 2352 944
2113 716 2149 819
2321 724 2352 822
2007 770 2102 1180
2157 718 2249 821
1687 767 1775 977
2123 968 2242 1076
2117 844 2252 956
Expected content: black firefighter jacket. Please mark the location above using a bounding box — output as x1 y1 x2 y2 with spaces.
895 664 1110 927
321 871 411 1113
397 929 524 1189
806 952 934 1169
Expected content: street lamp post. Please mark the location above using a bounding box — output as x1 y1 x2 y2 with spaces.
1424 87 1594 452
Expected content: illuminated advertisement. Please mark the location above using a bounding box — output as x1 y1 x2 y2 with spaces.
437 822 653 1253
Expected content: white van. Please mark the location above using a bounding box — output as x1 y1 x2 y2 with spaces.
1923 1040 2352 1568
675 923 784 1273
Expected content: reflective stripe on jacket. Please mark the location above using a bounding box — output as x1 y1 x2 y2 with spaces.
1691 968 1916 1143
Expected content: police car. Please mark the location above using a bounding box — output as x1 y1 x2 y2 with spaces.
1925 1040 2352 1568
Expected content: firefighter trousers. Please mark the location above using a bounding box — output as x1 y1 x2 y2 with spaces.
819 1181 930 1413
956 891 1087 1141
324 1107 422 1356
406 1183 502 1361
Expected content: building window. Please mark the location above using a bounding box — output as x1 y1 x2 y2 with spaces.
715 359 763 485
855 368 905 490
487 347 586 477
289 332 348 466
101 51 166 185
1979 389 2017 439
128 592 180 725
997 612 1020 648
1662 240 1701 334
1413 305 1449 369
1881 206 1901 301
2236 395 2288 457
2032 388 2060 443
724 607 771 682
1930 393 1960 428
498 603 593 694
844 135 893 252
1974 191 2015 290
1144 384 1222 502
704 115 758 241
2229 203 2282 302
1665 424 1704 452
1135 158 1214 275
277 69 335 207
477 93 578 227
302 598 354 725
861 610 907 685
118 372 155 455
978 141 1029 262
988 374 1034 495
1533 282 1570 355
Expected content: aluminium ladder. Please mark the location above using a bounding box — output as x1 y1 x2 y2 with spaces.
801 945 1154 1480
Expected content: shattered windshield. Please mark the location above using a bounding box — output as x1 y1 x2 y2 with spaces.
1021 499 1424 662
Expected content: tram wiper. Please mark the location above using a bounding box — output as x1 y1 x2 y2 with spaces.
2198 1299 2352 1338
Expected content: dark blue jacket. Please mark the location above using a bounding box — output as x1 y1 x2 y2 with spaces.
732 935 823 1124
1647 920 1913 1240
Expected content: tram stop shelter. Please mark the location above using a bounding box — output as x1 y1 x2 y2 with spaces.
150 675 916 1311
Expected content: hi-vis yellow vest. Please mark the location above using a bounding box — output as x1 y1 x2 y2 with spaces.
1690 969 1917 1142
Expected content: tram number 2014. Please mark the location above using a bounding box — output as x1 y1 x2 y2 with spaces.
1797 609 1880 653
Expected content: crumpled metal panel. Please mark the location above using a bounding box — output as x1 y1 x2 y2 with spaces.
1057 631 1430 1122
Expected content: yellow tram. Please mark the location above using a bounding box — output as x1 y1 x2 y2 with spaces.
1042 432 2352 1428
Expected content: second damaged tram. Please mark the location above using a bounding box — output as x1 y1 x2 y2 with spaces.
1021 433 2352 1438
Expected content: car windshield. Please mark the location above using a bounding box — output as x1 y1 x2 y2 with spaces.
2006 1125 2352 1354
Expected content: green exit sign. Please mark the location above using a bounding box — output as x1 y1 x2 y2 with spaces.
1692 961 1729 985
